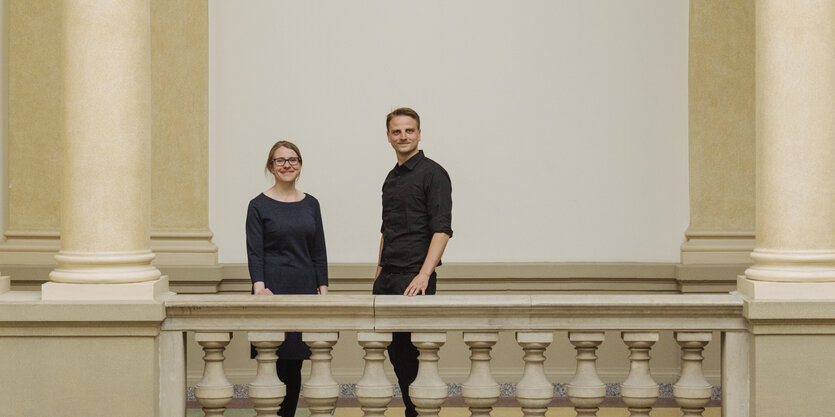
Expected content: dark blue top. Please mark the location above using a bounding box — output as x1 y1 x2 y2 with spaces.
380 150 453 271
246 193 328 293
246 192 327 360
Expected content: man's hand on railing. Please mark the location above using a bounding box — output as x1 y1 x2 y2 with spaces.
404 272 431 296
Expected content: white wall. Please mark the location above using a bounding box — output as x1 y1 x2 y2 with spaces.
209 0 689 264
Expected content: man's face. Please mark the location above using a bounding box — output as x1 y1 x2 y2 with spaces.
387 115 421 158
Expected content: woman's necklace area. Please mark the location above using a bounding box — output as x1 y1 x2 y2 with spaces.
267 187 303 203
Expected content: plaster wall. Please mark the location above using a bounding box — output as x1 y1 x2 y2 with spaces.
0 0 7 245
687 0 755 234
150 0 210 234
750 334 835 416
208 0 690 265
0 336 159 417
5 0 61 233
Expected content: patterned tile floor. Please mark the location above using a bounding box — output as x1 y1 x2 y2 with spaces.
188 408 721 417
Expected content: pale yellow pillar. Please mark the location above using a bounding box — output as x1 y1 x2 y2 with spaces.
0 0 215 276
738 0 835 298
740 2 835 416
43 0 164 300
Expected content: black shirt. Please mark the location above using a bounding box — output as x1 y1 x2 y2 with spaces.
380 150 453 271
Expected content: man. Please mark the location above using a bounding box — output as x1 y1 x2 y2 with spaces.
373 107 452 417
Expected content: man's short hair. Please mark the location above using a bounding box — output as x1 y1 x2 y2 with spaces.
386 107 421 131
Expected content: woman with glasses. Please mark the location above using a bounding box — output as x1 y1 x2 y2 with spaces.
246 140 328 417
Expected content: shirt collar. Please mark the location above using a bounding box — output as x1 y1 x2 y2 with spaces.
397 150 424 172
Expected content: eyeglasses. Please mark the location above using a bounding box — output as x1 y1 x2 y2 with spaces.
272 157 301 166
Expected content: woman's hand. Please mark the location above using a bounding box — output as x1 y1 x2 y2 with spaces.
318 285 328 295
253 281 273 295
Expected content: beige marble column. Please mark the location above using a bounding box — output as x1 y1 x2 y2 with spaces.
42 0 164 300
0 0 215 275
739 0 835 298
740 2 835 416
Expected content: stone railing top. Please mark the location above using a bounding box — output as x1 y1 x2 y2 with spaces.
162 293 745 332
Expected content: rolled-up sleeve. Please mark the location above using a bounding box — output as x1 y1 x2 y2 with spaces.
427 169 453 238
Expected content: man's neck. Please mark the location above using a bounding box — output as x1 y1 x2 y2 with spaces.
396 149 420 166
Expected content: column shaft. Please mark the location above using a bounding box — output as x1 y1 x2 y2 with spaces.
49 0 160 285
745 0 835 285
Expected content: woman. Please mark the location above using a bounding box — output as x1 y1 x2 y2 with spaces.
246 140 328 417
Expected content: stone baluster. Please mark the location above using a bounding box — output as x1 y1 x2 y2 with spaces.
621 332 659 417
462 332 500 417
356 332 394 417
566 332 606 417
248 332 286 417
194 332 234 417
0 274 9 295
410 332 448 417
673 332 713 417
303 332 340 417
515 332 553 417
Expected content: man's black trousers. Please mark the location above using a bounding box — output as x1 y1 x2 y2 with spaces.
372 269 438 417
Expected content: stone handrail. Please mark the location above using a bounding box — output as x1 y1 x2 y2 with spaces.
162 293 745 332
161 293 747 417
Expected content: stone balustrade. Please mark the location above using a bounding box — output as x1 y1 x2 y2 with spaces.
161 294 747 417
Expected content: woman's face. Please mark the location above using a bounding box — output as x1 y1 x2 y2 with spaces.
270 146 301 184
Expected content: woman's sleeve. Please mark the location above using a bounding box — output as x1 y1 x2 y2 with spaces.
245 201 266 285
310 199 328 287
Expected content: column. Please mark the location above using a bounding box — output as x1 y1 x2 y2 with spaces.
43 0 164 300
0 1 216 275
740 0 835 295
739 4 835 416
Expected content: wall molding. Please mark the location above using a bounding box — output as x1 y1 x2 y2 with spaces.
3 261 745 294
680 230 756 264
0 230 218 266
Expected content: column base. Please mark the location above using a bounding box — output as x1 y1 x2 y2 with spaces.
737 275 835 300
680 231 755 264
41 276 170 301
0 276 10 294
